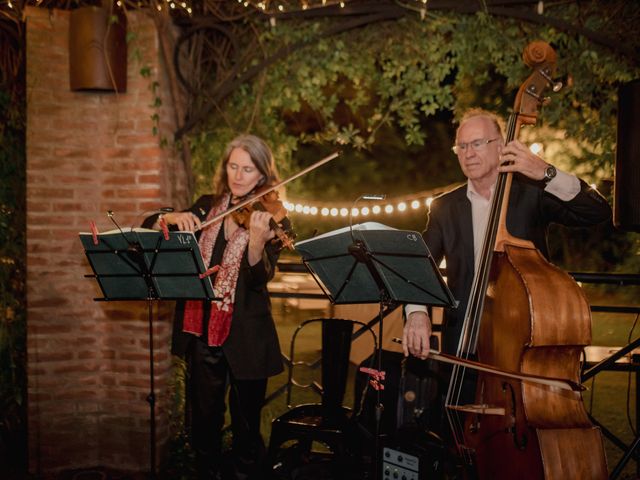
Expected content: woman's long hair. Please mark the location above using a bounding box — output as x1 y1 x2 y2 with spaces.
214 134 279 197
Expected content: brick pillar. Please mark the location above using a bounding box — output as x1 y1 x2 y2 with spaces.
25 7 187 474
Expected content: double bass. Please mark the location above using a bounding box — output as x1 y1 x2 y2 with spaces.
445 41 608 479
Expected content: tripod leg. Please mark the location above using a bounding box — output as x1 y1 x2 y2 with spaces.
610 434 640 480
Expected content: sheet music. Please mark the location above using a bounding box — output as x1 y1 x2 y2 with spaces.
79 227 157 235
79 228 214 300
295 222 395 246
295 224 456 306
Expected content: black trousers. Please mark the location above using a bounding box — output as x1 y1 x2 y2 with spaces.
189 338 268 480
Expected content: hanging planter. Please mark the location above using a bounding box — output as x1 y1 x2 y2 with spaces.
69 5 127 92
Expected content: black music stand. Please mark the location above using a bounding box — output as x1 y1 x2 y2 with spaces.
295 223 457 479
80 228 216 478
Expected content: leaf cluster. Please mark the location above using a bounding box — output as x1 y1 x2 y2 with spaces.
0 85 27 469
189 7 640 203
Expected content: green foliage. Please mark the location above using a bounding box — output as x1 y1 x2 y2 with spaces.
191 9 638 195
185 7 639 273
162 357 196 479
0 85 27 468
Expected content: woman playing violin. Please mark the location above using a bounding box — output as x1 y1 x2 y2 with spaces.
144 134 290 479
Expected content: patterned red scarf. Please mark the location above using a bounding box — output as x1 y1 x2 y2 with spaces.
183 194 250 346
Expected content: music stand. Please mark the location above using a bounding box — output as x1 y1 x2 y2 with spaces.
295 223 457 479
80 228 216 478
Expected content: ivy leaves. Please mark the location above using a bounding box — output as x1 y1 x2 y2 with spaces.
189 7 640 198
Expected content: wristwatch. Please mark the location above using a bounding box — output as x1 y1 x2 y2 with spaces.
543 164 557 184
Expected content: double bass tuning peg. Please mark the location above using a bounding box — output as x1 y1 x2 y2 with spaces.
539 67 563 92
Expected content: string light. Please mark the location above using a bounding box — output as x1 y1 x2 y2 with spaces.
283 191 442 219
282 184 460 219
530 142 543 155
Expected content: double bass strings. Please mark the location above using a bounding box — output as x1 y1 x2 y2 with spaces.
444 111 519 464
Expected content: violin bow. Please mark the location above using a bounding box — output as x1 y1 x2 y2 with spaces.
196 151 340 232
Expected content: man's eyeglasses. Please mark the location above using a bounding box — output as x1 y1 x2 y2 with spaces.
452 138 500 155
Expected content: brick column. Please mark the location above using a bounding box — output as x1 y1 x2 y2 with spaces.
25 7 186 474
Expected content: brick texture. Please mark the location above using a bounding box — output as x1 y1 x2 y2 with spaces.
26 6 187 474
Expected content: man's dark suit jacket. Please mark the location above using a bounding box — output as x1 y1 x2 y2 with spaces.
423 176 611 354
144 194 287 380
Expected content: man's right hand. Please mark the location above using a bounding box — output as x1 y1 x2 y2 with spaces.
403 311 432 360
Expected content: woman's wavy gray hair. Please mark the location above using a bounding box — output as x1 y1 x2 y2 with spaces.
215 134 279 196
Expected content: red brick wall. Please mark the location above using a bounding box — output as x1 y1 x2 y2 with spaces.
25 7 187 474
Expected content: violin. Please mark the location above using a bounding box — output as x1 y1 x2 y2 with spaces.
195 151 339 247
231 189 296 250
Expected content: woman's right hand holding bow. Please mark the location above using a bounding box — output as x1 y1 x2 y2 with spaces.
158 212 202 232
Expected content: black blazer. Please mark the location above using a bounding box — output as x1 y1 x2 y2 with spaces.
423 176 611 354
144 195 288 380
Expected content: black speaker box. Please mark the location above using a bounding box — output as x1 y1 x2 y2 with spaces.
354 350 445 441
615 79 640 232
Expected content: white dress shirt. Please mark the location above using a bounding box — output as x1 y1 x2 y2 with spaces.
404 170 580 317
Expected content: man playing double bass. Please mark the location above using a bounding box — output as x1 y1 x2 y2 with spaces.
403 107 611 361
402 110 611 478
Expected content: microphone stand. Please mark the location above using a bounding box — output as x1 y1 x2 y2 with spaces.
348 195 388 480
